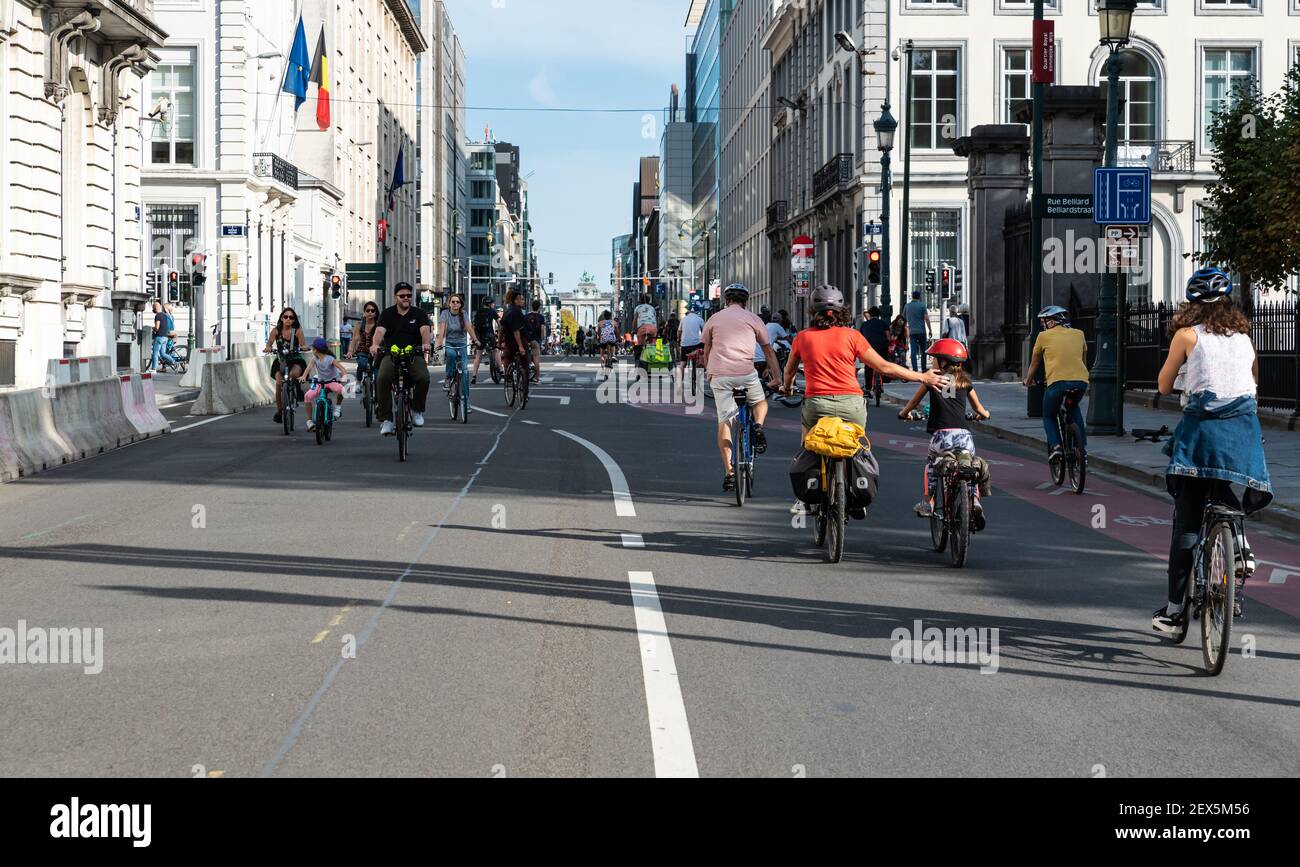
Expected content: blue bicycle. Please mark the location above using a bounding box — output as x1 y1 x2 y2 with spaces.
730 388 756 507
308 377 336 445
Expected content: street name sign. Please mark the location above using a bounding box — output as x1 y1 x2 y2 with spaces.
1039 194 1094 219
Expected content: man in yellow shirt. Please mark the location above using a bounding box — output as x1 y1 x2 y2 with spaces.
1022 306 1090 461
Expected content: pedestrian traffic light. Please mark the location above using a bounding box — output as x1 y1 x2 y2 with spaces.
941 265 953 299
190 253 206 289
926 268 937 293
330 274 343 299
167 270 180 303
866 245 882 287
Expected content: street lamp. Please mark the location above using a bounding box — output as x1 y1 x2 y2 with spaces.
1088 0 1137 437
874 105 898 322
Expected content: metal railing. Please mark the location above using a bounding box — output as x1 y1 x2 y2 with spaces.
1116 140 1196 174
812 153 854 203
253 153 299 190
766 200 788 234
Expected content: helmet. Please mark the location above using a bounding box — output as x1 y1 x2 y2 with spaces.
1037 305 1068 322
1186 267 1233 303
926 338 969 365
311 337 329 352
811 284 845 314
723 283 750 304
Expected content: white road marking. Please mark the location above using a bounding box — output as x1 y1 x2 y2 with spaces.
552 429 636 517
628 571 699 778
172 416 233 433
532 395 572 406
522 420 540 426
474 407 508 418
622 533 645 548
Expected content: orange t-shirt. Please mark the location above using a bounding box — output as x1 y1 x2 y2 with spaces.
794 326 870 397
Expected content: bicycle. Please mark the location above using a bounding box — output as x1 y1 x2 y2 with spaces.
1050 386 1088 495
868 368 885 408
272 339 301 436
729 388 757 508
307 377 336 446
682 347 704 398
503 350 530 411
908 409 985 569
387 346 418 462
809 451 849 564
1167 498 1245 676
354 352 376 428
158 340 188 375
443 346 470 424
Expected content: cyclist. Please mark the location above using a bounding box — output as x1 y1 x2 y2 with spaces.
436 293 478 415
633 294 659 359
302 337 345 432
782 285 946 514
526 299 548 383
471 297 500 385
596 311 619 367
1022 305 1090 468
348 301 381 371
756 309 790 386
499 289 530 379
664 313 681 363
896 339 992 526
263 307 308 426
702 283 780 492
369 283 432 437
1152 267 1272 635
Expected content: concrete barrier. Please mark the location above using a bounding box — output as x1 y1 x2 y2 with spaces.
119 373 171 438
0 387 74 478
49 378 140 460
46 356 113 386
179 347 223 389
231 343 261 360
192 356 276 416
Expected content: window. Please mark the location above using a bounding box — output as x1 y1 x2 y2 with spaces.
1100 50 1158 145
910 209 962 299
1202 47 1256 146
146 205 198 304
909 48 960 150
1002 48 1031 124
147 50 195 166
1199 0 1259 12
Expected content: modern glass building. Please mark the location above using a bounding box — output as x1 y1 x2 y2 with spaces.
686 0 733 294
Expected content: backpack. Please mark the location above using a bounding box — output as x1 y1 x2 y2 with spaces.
803 417 867 459
640 338 672 367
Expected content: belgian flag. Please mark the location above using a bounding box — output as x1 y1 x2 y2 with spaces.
309 25 330 131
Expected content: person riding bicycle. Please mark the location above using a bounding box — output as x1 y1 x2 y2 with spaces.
679 303 705 362
702 283 780 492
897 339 991 527
633 294 659 359
597 311 619 367
526 299 547 384
437 292 478 415
370 283 432 437
471 297 501 385
756 309 790 384
1022 305 1090 468
263 307 308 426
1151 267 1272 635
499 289 530 378
301 337 346 432
782 285 946 515
348 300 381 376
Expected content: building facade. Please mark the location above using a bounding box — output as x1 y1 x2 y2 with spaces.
0 0 166 387
416 0 467 302
686 0 728 297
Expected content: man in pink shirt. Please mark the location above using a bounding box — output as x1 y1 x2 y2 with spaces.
702 283 782 492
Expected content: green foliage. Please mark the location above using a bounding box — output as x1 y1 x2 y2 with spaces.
1200 63 1300 290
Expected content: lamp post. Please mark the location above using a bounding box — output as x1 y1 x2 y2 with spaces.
899 40 916 307
1087 0 1136 437
874 104 898 322
1027 0 1047 418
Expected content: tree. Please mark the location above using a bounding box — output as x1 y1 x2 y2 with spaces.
1199 63 1300 292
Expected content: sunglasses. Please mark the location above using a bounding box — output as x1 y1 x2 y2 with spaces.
396 294 413 300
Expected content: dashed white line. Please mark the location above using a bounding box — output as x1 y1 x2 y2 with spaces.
628 570 699 778
522 420 540 426
621 533 645 548
171 416 233 433
473 407 508 418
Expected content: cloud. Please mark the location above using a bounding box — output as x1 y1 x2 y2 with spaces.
528 71 558 107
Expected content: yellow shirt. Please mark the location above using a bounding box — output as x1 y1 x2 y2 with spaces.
1033 326 1090 385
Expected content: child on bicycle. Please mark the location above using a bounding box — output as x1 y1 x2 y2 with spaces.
1151 268 1272 636
897 339 992 528
301 337 345 431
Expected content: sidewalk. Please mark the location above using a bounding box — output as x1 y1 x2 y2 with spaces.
144 372 200 409
882 379 1300 535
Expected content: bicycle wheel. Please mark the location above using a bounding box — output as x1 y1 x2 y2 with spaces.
324 412 333 442
1068 426 1087 495
282 382 293 436
395 392 408 462
732 417 747 508
314 403 325 446
949 483 971 568
503 362 517 407
930 480 948 552
825 461 846 564
518 363 530 411
364 378 374 428
1201 522 1235 676
448 372 460 421
490 358 502 385
1050 417 1067 487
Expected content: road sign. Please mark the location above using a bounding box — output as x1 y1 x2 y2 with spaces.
220 253 240 284
1094 167 1151 225
1105 225 1141 271
346 263 385 292
792 235 815 274
221 225 245 237
794 272 812 298
1032 20 1055 84
1038 194 1094 220
864 222 882 237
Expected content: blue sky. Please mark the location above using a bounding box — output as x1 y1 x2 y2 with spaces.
444 0 690 293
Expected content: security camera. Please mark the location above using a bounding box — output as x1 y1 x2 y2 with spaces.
835 31 857 54
147 96 170 120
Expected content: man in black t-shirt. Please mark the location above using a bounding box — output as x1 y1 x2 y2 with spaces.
369 282 433 436
471 297 500 384
499 289 529 372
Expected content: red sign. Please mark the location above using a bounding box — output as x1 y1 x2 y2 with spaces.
791 235 815 258
1033 20 1055 84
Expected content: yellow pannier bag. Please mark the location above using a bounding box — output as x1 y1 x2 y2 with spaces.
803 416 867 459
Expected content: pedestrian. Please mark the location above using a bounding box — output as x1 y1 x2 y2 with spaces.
148 300 179 372
941 305 968 346
903 291 931 371
341 318 354 353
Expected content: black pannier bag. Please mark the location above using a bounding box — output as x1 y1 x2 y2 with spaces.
789 449 823 505
847 447 880 510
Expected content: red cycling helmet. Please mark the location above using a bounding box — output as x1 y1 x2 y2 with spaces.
926 338 969 365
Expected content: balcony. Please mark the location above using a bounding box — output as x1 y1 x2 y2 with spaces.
766 200 788 235
253 153 299 190
812 153 855 204
1116 140 1196 174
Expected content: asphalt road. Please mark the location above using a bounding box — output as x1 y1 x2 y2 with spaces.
1 357 1297 777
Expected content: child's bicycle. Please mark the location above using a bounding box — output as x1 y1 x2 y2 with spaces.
306 377 337 445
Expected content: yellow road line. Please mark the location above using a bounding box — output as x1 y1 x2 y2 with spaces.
311 630 330 645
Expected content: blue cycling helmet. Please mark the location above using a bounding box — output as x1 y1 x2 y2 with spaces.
1037 305 1069 323
1186 267 1233 303
723 283 750 304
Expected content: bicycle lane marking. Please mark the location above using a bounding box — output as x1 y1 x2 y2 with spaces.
631 401 1300 621
551 426 699 778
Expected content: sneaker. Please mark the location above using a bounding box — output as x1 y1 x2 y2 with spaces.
752 424 768 454
914 500 934 518
413 413 425 428
1237 545 1256 578
470 376 477 385
273 412 283 424
380 420 396 437
307 420 316 432
333 406 342 421
1152 605 1186 636
972 502 987 532
723 474 737 492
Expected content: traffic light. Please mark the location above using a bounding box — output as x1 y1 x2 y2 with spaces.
330 274 343 299
926 268 937 294
190 253 207 290
549 272 554 285
866 245 882 287
167 271 180 303
941 265 953 299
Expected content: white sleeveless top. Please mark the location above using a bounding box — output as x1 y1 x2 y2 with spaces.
1177 325 1255 406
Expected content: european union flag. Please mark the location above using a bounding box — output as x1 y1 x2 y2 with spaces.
282 16 310 110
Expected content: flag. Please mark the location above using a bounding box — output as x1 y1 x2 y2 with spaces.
282 16 310 110
309 25 330 131
387 147 406 212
